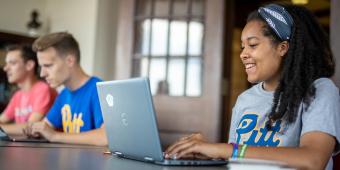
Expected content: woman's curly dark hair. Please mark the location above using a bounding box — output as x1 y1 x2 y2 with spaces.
247 4 335 129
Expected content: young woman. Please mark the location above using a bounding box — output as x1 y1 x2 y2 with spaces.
165 4 340 170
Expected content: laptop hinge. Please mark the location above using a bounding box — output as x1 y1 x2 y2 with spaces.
144 156 154 162
113 151 124 157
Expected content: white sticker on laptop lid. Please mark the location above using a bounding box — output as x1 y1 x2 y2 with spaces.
106 94 114 107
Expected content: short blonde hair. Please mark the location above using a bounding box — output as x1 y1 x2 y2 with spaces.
32 32 80 63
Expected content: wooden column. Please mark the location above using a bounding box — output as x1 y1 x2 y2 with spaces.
331 0 340 87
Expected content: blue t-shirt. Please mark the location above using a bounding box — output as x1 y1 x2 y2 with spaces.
46 77 103 133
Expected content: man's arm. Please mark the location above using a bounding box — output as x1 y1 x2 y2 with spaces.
52 125 107 146
30 119 107 146
0 112 45 135
0 113 11 124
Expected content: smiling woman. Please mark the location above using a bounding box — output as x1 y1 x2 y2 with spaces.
164 3 340 170
240 20 288 91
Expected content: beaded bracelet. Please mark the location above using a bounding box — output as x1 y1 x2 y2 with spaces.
238 144 248 158
230 143 238 158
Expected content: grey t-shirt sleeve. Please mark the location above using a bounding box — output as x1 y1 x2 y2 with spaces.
301 79 340 155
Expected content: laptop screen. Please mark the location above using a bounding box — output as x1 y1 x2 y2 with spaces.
97 77 164 162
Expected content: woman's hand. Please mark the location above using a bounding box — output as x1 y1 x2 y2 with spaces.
164 133 229 160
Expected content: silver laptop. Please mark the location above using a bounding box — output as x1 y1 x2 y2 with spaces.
96 77 227 166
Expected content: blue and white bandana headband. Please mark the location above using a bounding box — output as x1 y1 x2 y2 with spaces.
258 4 294 41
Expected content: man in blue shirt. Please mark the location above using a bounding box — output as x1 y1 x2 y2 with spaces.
26 32 107 146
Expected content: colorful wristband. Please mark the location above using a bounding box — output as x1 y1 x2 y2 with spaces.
238 144 248 158
230 143 238 158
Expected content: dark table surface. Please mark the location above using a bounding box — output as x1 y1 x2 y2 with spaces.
0 141 229 170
